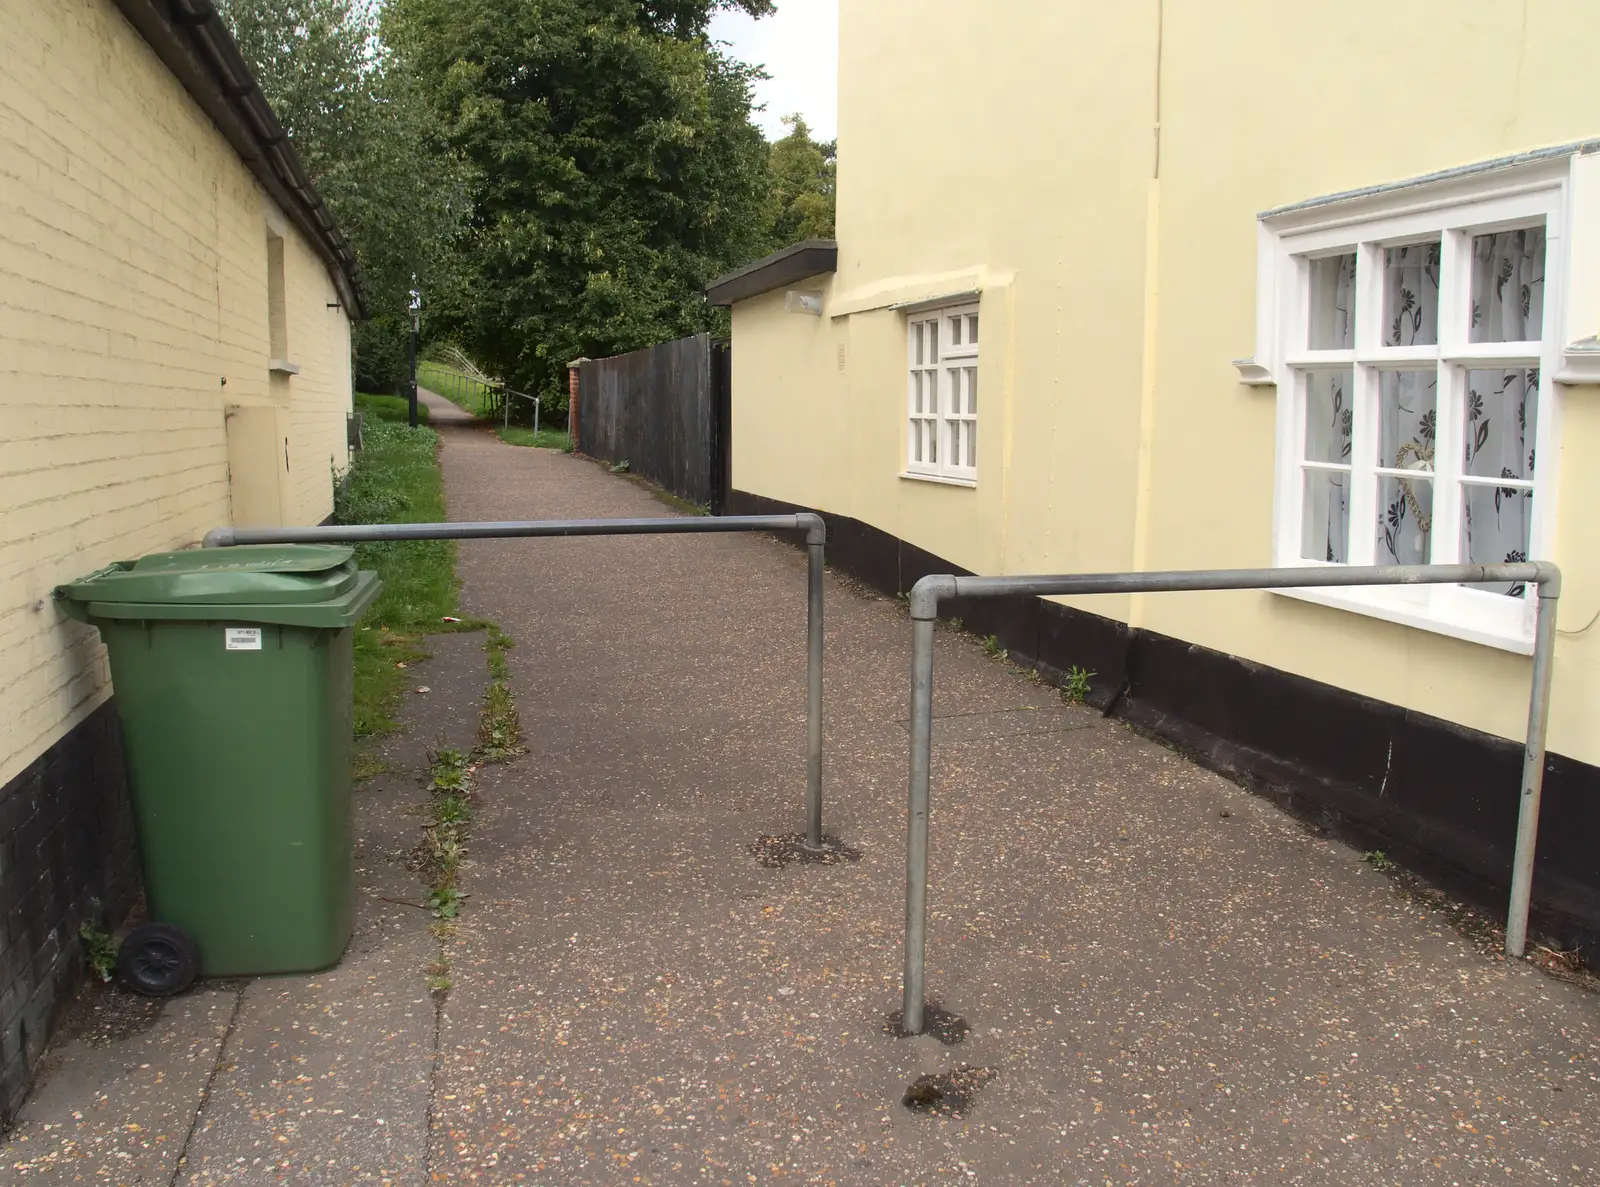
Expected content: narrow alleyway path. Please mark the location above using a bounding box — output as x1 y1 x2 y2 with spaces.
416 385 475 427
5 419 1597 1184
429 424 1600 1183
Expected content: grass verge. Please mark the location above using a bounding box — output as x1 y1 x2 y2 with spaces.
497 425 572 451
418 360 498 415
337 419 460 741
355 391 428 425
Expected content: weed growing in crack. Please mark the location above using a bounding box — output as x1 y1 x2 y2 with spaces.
1060 665 1096 705
352 750 392 781
478 681 522 759
982 635 1007 660
426 886 466 920
421 747 473 918
78 901 116 983
415 627 523 923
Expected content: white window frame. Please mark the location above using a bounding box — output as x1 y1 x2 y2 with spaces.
905 303 980 485
1237 151 1600 654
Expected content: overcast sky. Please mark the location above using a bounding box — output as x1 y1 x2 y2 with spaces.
708 0 838 142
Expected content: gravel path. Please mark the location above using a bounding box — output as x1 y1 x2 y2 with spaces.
430 424 1600 1185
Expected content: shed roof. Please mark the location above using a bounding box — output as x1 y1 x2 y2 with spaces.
705 240 838 307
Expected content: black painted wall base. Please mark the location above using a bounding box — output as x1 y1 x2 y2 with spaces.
0 702 140 1124
730 489 1600 955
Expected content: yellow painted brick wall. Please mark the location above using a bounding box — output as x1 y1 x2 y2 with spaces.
0 0 356 786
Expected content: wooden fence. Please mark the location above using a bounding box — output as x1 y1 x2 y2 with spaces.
575 334 731 511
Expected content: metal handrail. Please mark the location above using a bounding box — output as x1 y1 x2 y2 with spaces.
499 386 541 436
204 514 830 850
897 561 1560 1035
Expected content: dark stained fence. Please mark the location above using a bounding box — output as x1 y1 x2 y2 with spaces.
709 339 731 515
577 333 716 507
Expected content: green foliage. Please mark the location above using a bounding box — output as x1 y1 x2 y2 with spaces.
982 635 1007 660
417 360 500 416
352 751 392 781
1061 666 1096 705
79 903 116 983
355 392 428 425
219 0 472 392
334 420 457 737
766 114 835 244
478 679 522 759
498 425 573 451
425 886 467 919
1364 850 1397 873
386 0 776 411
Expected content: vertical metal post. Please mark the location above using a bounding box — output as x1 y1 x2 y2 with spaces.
534 397 541 441
805 539 826 849
408 290 420 429
504 386 510 431
901 613 937 1034
1505 581 1561 957
407 328 418 428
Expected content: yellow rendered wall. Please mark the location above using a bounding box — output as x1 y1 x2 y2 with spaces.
734 0 1161 620
730 0 1600 766
0 0 356 785
1139 0 1600 763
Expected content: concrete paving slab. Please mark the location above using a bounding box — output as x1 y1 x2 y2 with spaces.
0 986 237 1183
171 630 486 1185
0 632 486 1185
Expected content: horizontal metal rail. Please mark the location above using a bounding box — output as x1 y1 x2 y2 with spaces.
203 515 822 547
499 386 541 436
205 514 829 849
899 561 1560 1035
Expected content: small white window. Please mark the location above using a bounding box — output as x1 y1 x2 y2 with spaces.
267 229 288 364
1239 151 1600 652
906 303 979 484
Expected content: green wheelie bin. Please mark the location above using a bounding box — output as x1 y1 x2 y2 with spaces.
56 545 380 995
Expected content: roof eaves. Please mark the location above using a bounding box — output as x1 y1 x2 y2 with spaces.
109 0 369 319
706 240 838 307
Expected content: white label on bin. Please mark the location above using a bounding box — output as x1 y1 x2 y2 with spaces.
225 627 262 651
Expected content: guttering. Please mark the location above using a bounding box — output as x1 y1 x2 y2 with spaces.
109 0 368 318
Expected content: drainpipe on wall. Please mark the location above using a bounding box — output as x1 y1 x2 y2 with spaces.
567 358 590 450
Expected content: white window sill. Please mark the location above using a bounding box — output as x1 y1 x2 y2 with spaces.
269 359 301 376
900 471 977 489
1271 584 1535 655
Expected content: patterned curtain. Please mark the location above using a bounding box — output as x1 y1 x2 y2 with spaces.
1376 244 1439 565
1464 229 1543 596
1303 256 1354 562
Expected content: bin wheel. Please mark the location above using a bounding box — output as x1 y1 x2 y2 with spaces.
118 923 199 997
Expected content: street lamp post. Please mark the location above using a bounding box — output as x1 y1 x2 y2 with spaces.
408 287 421 429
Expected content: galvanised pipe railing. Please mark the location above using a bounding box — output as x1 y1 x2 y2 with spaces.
499 386 540 436
898 561 1560 1035
205 514 830 850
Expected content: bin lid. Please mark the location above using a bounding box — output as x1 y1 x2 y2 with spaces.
60 545 360 606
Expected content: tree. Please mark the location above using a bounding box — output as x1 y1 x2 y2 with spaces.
766 114 835 245
386 0 777 414
221 0 472 393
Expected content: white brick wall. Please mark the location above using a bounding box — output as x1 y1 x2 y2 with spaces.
0 0 356 785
